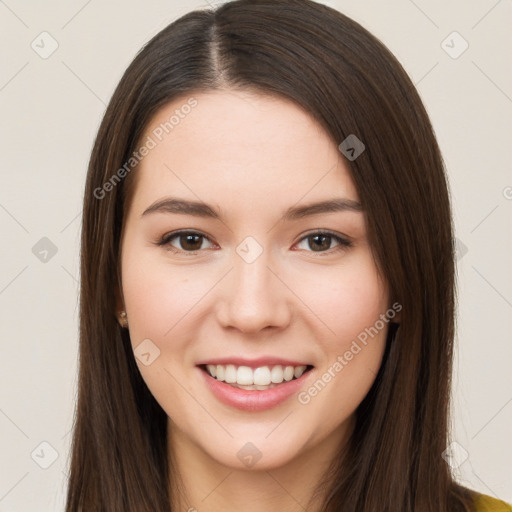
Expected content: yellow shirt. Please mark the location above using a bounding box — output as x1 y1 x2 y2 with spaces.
474 493 512 511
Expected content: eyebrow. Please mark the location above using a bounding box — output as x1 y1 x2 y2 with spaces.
141 196 363 222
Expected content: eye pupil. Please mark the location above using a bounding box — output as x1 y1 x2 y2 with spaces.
161 230 348 255
181 234 202 251
309 234 331 251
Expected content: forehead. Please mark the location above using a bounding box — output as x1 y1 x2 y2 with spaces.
128 90 359 215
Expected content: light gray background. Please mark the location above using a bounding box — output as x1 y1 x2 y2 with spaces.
0 0 511 510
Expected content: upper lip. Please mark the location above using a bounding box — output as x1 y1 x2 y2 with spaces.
196 356 313 368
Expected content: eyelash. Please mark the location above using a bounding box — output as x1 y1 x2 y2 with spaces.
155 229 353 256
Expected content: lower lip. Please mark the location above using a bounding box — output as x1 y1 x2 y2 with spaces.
198 366 314 412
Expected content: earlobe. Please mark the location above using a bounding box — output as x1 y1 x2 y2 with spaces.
115 281 128 328
117 310 129 328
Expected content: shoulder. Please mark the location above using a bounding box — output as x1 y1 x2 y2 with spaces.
473 492 512 512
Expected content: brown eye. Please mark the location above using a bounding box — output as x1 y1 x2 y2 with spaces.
158 231 214 253
176 233 204 251
295 231 352 254
307 234 332 252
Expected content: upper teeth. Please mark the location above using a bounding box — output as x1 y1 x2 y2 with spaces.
206 364 308 385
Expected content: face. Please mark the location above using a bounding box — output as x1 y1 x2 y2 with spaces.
118 90 396 472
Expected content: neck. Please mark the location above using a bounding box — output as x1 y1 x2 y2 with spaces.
167 415 355 512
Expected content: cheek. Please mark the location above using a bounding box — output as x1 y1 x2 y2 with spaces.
121 248 208 344
292 265 389 442
290 254 389 417
290 253 389 348
120 249 208 420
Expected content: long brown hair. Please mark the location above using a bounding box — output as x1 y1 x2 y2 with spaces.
66 1 477 510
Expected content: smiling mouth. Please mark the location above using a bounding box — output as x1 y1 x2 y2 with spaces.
199 363 314 390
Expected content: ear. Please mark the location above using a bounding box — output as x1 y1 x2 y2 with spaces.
114 263 126 315
114 284 129 328
115 292 124 314
115 283 125 313
114 250 129 328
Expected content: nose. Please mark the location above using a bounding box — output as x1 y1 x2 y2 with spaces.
216 248 292 335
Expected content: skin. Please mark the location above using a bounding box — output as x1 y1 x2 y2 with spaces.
118 90 400 511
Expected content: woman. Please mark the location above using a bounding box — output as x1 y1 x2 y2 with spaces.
65 0 511 510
